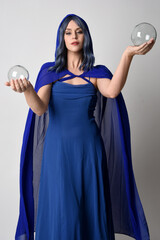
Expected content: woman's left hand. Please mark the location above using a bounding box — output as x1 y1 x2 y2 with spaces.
125 38 155 58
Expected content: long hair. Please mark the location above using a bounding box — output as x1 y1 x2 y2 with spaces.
48 14 95 73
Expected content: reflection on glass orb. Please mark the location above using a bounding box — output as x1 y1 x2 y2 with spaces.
131 22 157 46
8 65 29 81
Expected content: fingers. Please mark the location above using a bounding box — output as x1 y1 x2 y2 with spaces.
140 40 154 54
136 42 148 51
23 78 31 89
141 43 154 55
135 38 155 55
135 41 149 53
13 79 22 92
5 81 11 86
10 79 17 91
19 79 27 92
9 78 31 93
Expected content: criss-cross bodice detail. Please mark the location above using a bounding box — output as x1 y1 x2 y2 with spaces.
58 73 91 84
54 69 98 90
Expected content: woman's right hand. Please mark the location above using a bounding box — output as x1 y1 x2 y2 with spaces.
5 78 33 93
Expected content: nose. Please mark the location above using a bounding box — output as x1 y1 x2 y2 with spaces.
72 31 78 39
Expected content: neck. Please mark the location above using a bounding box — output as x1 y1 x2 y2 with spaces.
66 50 83 71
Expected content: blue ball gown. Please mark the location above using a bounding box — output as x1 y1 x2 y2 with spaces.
35 77 115 240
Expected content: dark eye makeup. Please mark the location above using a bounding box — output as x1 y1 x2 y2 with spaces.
65 30 83 35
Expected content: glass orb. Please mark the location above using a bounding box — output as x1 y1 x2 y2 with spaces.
8 65 29 81
131 22 157 46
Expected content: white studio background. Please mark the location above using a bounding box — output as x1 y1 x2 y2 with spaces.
0 0 160 239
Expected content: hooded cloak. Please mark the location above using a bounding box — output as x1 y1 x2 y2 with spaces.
15 14 150 240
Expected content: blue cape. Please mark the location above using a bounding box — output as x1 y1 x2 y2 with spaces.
15 14 150 240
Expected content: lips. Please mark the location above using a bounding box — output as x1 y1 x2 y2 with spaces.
71 42 79 45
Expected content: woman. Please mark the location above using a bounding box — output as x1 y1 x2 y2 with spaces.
6 14 154 240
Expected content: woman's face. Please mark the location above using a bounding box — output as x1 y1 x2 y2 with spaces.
64 20 84 53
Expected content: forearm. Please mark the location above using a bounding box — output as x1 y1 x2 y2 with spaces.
108 50 133 98
24 85 46 116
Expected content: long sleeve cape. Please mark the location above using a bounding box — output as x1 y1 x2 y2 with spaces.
15 13 150 240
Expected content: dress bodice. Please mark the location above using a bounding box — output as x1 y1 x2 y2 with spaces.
46 78 99 142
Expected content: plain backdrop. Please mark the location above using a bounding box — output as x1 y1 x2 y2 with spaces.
0 0 160 239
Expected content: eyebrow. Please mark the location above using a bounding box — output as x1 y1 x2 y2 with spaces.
65 27 82 31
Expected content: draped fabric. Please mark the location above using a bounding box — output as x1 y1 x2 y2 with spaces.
15 13 150 240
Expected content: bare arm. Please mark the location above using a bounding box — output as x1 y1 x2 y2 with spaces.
5 78 52 116
24 82 52 116
97 38 155 98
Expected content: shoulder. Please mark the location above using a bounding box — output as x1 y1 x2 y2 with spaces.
92 64 113 79
94 64 112 73
34 61 56 92
39 61 55 71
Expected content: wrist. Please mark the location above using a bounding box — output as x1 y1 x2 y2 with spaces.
24 83 33 94
123 47 134 59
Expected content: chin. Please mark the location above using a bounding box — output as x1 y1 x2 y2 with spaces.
67 47 83 53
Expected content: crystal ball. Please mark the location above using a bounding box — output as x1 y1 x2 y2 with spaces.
131 22 157 46
8 65 29 81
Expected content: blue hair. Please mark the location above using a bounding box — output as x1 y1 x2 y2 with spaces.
48 14 95 73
